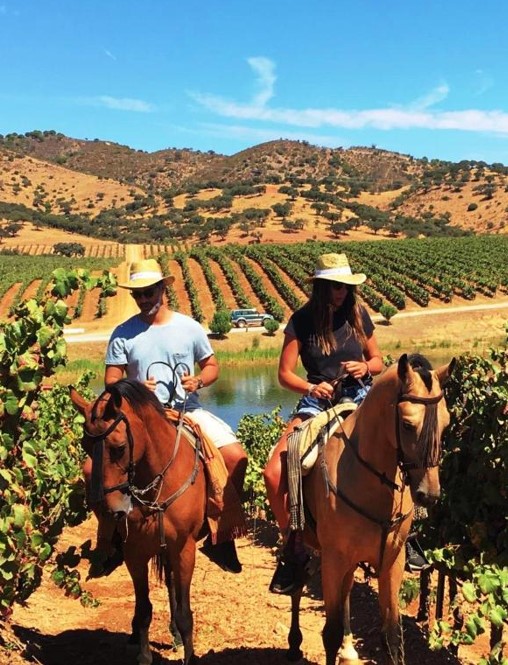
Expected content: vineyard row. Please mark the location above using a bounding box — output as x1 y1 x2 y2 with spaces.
1 236 507 325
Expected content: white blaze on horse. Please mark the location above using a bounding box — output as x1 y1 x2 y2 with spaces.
288 353 455 665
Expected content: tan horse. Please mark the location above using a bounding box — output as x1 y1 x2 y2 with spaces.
288 353 455 665
70 379 206 665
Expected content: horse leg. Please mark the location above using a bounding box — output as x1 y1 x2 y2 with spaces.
339 571 359 664
164 564 182 651
287 587 304 661
378 558 405 665
321 554 347 665
126 559 153 665
170 539 197 665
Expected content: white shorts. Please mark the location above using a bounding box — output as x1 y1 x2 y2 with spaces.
185 408 238 449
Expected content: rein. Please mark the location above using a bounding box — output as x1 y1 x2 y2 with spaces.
86 391 201 548
321 387 444 570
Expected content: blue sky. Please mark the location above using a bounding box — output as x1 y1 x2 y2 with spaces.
1 0 508 164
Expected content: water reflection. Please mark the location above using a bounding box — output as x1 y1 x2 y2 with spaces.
199 364 300 430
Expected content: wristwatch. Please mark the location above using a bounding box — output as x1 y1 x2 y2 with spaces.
196 377 204 390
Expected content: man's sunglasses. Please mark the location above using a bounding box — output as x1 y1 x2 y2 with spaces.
130 286 157 300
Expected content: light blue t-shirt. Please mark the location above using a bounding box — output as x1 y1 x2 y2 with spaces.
105 312 213 410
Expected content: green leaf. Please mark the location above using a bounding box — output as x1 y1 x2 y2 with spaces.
465 617 478 638
37 325 55 348
462 581 477 603
487 606 507 627
12 504 27 528
4 391 21 415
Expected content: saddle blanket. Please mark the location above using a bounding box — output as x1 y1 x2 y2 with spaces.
289 401 358 475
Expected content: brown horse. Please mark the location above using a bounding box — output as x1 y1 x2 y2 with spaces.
70 379 206 665
288 353 455 665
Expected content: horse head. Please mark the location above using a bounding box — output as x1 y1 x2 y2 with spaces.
395 353 455 507
70 380 161 516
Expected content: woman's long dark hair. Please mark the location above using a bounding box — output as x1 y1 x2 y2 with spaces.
308 279 367 355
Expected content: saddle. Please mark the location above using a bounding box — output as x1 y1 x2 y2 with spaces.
164 409 246 544
287 401 357 531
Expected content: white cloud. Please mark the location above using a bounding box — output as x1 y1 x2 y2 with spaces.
409 83 449 110
104 49 117 61
248 57 276 107
190 57 508 135
474 69 494 96
78 96 155 113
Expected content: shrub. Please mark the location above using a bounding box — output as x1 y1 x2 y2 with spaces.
208 309 232 338
467 202 478 212
264 318 280 335
379 303 398 324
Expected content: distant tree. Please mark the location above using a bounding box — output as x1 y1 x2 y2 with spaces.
53 242 85 257
330 222 347 238
379 303 398 324
209 310 232 338
4 222 22 237
271 202 292 219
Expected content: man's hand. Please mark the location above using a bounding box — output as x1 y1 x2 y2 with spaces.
181 373 202 393
143 376 157 392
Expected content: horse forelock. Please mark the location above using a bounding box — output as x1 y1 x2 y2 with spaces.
403 368 443 468
105 379 166 420
407 353 433 391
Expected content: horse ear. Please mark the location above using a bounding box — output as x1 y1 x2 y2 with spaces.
397 353 418 389
435 357 456 386
69 386 89 414
397 353 409 381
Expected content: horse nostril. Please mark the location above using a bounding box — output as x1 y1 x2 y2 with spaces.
114 510 127 520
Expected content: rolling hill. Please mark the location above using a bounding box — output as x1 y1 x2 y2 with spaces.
1 130 507 248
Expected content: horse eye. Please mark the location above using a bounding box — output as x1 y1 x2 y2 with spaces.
402 421 416 432
109 444 126 461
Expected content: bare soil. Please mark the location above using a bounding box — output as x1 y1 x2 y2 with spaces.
3 517 483 665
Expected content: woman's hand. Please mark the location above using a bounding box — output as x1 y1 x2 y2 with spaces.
342 360 368 380
309 381 334 399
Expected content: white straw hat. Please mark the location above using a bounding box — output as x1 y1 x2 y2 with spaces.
309 253 366 285
118 258 174 289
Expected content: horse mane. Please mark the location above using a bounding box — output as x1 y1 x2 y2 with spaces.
104 379 167 419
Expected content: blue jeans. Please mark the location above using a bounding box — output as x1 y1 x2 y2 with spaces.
294 382 371 418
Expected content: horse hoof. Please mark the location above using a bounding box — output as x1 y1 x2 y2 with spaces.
339 645 359 663
137 652 153 665
286 648 303 662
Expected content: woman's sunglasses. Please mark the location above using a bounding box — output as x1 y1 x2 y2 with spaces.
130 286 157 300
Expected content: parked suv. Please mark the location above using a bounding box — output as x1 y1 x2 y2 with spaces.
230 308 274 328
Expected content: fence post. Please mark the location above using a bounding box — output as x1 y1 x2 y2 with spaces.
417 567 433 622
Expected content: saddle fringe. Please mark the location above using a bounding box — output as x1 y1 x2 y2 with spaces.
164 409 246 544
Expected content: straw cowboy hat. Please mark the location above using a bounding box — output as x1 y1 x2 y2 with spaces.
118 258 174 289
309 253 366 285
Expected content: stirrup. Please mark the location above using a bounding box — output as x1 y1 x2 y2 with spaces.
269 553 309 595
